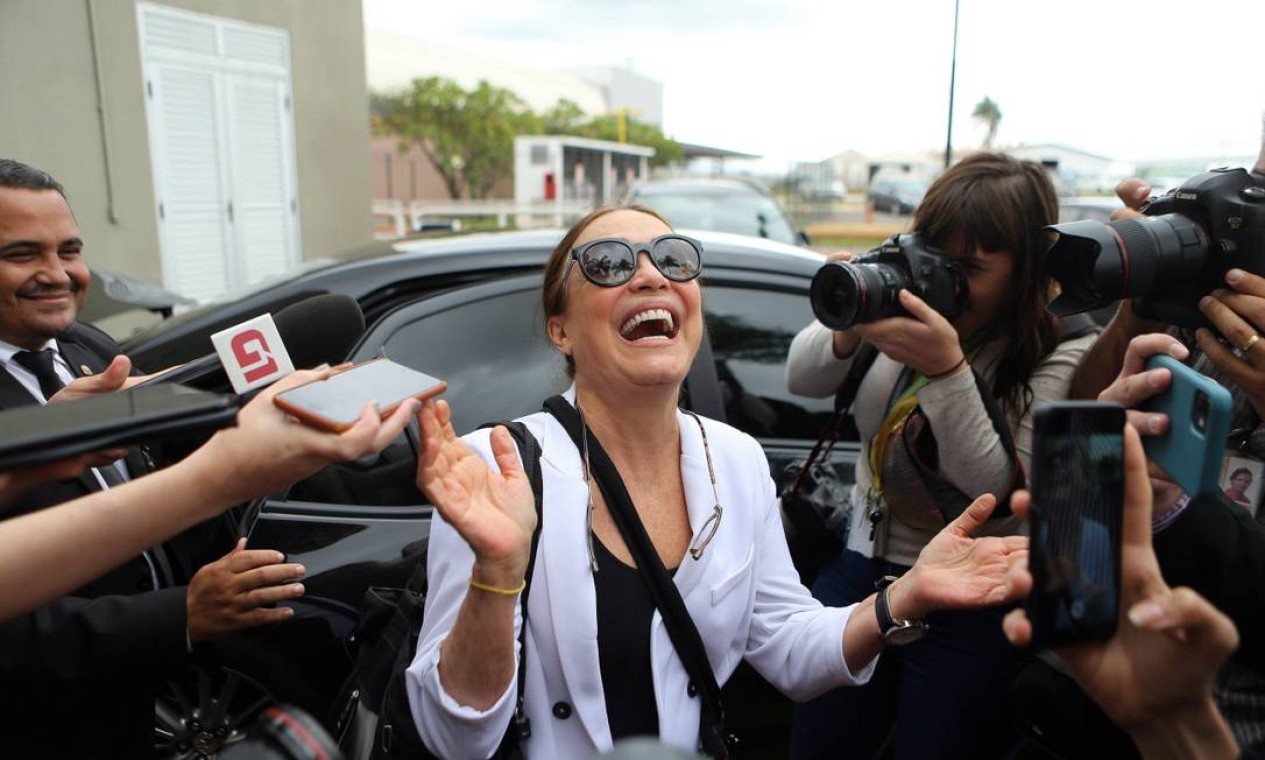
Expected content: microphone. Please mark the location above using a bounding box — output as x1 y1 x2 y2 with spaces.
137 294 366 392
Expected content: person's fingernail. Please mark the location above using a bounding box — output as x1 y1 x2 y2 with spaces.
1133 185 1149 200
1170 343 1190 359
1228 269 1246 283
294 564 306 577
282 606 295 617
290 583 305 596
313 363 331 371
1128 600 1168 627
1200 296 1214 309
1149 416 1167 435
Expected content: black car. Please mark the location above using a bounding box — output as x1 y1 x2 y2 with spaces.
123 228 860 757
622 177 811 248
867 176 930 215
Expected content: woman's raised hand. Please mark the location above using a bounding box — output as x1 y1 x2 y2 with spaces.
855 289 964 378
415 399 537 582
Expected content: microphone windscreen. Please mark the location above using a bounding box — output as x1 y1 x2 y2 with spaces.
273 293 366 369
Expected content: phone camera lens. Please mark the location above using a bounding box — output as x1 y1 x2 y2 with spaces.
1193 391 1210 432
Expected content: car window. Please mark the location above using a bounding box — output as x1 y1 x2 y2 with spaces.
285 287 567 507
642 193 798 246
377 288 568 435
703 285 836 440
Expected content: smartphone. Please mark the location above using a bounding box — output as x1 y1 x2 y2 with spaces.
0 385 239 471
272 359 446 432
1140 354 1233 499
1027 401 1126 648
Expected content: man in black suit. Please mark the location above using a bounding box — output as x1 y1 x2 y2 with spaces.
0 158 306 757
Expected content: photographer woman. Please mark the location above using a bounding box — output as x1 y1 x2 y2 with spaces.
786 152 1098 759
405 205 1029 759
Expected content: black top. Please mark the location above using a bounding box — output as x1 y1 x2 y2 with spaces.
593 534 670 741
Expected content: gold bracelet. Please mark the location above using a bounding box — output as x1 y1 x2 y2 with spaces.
469 578 526 596
928 356 967 380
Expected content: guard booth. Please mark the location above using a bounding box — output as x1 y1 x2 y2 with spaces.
514 136 655 226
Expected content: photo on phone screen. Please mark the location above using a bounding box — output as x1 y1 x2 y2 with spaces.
273 359 446 432
1028 401 1125 648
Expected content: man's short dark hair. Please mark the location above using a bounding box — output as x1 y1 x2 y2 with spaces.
0 159 65 197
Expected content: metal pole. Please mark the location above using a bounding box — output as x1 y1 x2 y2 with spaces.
944 0 960 169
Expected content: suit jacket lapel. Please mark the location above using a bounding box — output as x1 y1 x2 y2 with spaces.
57 334 111 379
673 409 721 602
537 416 611 749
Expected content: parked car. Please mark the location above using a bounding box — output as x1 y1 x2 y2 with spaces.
622 177 811 248
118 228 859 757
1057 196 1121 224
867 176 930 215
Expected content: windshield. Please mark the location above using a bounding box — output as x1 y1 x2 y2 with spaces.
639 193 798 246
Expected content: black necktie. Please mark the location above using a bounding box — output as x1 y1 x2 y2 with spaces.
12 348 65 402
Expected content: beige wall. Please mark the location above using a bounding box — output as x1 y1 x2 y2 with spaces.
0 0 372 290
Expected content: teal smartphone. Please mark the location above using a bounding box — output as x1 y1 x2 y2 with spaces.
1140 354 1233 499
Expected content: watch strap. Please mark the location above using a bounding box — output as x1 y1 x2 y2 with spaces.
876 583 897 635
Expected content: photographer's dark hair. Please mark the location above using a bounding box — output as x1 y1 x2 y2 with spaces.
0 159 65 197
914 152 1060 416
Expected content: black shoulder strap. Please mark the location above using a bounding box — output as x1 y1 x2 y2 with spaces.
787 342 877 498
478 419 544 746
542 396 730 759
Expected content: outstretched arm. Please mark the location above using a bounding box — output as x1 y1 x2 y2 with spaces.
841 493 1027 672
414 399 536 710
0 368 417 622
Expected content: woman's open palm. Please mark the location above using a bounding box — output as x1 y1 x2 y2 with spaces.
416 400 537 570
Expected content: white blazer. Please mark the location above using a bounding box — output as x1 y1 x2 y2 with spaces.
407 393 876 760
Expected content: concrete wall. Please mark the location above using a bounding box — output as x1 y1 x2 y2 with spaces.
0 0 372 290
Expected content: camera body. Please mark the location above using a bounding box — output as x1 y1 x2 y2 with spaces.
1046 167 1265 328
809 233 969 330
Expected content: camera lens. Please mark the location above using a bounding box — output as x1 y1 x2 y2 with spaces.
809 259 909 330
1045 213 1208 316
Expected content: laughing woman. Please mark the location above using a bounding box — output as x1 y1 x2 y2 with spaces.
405 205 1027 760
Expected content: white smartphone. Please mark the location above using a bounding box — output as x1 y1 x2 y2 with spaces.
273 359 446 432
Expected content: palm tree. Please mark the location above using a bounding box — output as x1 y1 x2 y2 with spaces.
972 97 1002 149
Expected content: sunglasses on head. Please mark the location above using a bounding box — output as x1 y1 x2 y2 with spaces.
564 233 704 288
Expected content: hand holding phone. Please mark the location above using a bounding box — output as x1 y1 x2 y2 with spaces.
1027 401 1126 648
272 359 446 433
1139 354 1232 499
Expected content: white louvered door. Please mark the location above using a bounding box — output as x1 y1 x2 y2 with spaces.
138 3 299 304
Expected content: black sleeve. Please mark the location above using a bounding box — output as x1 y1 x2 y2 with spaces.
1153 493 1265 674
0 587 189 681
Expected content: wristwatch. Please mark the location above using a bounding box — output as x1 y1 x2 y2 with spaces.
875 575 929 645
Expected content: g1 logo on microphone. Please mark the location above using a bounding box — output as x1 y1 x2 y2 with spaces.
211 314 295 393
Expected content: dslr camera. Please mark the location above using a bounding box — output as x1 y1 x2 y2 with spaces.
1046 167 1265 328
809 233 969 330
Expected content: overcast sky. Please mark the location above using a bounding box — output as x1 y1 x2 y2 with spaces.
363 0 1265 171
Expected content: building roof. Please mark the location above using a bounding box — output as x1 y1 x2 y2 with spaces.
677 142 761 160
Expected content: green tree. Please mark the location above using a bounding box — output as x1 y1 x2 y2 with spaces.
374 77 534 199
972 96 1002 149
561 112 684 166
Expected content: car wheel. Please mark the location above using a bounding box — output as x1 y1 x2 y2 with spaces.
154 639 328 759
154 662 274 759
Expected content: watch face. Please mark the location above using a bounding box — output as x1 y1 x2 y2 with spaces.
885 622 929 646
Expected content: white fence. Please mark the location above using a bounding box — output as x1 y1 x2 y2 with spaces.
372 199 592 240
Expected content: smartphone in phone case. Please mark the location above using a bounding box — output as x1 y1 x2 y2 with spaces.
1140 354 1233 500
1028 401 1126 648
272 359 446 432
